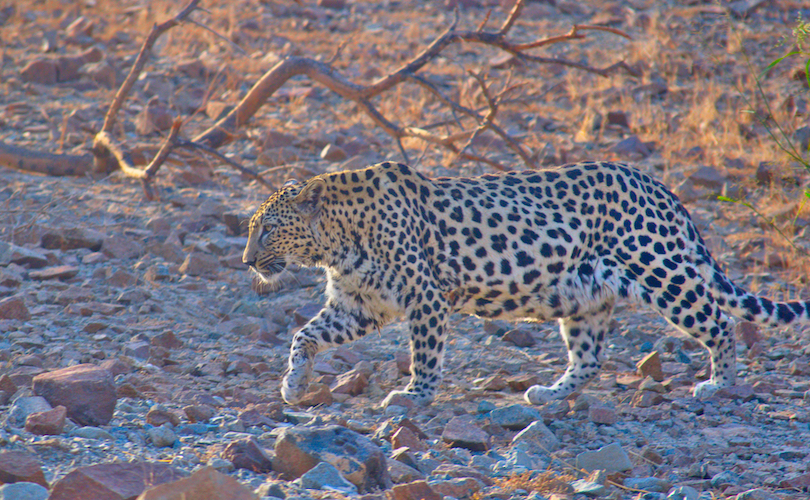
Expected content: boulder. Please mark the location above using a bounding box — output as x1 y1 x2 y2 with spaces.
135 467 256 500
0 296 30 321
49 462 187 500
24 405 67 435
441 416 490 451
221 437 274 473
0 451 48 488
32 364 117 426
273 425 390 492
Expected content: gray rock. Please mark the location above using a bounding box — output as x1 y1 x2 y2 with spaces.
274 425 391 492
710 470 742 488
441 416 490 451
511 421 560 453
207 457 236 473
0 242 48 268
624 477 671 492
297 461 358 495
735 488 780 500
71 426 114 440
571 479 608 497
489 404 541 430
8 397 52 427
667 485 700 500
575 443 633 473
147 424 177 448
0 482 49 500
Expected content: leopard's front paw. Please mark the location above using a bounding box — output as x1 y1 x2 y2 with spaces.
524 385 559 405
381 389 434 409
693 380 724 400
281 369 309 405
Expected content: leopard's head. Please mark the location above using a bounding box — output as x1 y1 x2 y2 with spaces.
242 177 327 283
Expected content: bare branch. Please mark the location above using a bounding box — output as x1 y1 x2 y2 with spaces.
100 0 200 134
178 139 271 188
499 0 524 35
0 141 94 176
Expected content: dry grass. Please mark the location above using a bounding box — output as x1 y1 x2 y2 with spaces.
470 470 577 500
3 0 809 283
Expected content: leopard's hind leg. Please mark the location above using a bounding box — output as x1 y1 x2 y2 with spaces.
525 301 614 405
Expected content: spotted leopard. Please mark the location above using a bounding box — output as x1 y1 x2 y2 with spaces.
242 161 810 407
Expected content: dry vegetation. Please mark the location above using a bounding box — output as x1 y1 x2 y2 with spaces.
1 2 810 498
2 0 809 288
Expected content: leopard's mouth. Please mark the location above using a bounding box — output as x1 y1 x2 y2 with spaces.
251 255 287 283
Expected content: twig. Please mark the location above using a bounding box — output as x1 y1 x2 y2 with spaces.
183 16 247 55
178 139 271 187
141 119 182 200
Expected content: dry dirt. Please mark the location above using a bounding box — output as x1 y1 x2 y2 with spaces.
1 1 810 499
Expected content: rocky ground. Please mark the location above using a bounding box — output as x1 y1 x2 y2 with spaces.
1 0 810 499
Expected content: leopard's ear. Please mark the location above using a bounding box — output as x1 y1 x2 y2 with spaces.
293 178 326 218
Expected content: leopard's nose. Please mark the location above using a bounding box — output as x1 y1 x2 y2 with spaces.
243 257 256 268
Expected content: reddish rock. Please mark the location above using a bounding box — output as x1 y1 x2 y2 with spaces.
780 472 810 489
735 321 761 349
388 460 425 484
81 60 116 88
331 369 368 396
389 480 442 500
711 384 756 402
136 97 174 135
136 467 257 500
506 373 540 392
0 296 30 321
183 404 215 423
0 373 18 404
391 426 426 453
395 351 411 374
99 358 134 377
320 144 348 162
475 373 508 391
28 265 80 281
588 406 619 425
0 451 48 487
636 351 664 382
25 405 67 435
631 390 664 408
178 252 219 276
49 462 186 500
32 364 117 426
273 425 390 492
151 331 182 349
606 110 630 128
441 416 490 451
145 406 182 427
41 227 104 251
298 383 333 407
20 58 57 84
502 328 536 347
430 477 485 499
221 437 274 473
261 130 298 150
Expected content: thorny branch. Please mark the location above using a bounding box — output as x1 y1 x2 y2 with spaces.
0 0 635 200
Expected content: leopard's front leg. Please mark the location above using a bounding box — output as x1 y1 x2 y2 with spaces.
282 303 378 405
382 292 449 408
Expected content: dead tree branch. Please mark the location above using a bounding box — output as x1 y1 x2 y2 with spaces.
0 0 635 200
194 0 635 170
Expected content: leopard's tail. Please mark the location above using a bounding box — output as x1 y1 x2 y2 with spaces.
707 261 810 327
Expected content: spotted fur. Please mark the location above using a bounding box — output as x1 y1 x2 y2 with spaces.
242 161 810 407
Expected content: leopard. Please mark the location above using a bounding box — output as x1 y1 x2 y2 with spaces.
242 160 810 408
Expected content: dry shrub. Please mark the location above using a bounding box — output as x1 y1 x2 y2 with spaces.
472 470 577 500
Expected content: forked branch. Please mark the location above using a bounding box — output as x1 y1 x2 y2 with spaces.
0 0 635 199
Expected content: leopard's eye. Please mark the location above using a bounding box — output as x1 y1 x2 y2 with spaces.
260 225 275 241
